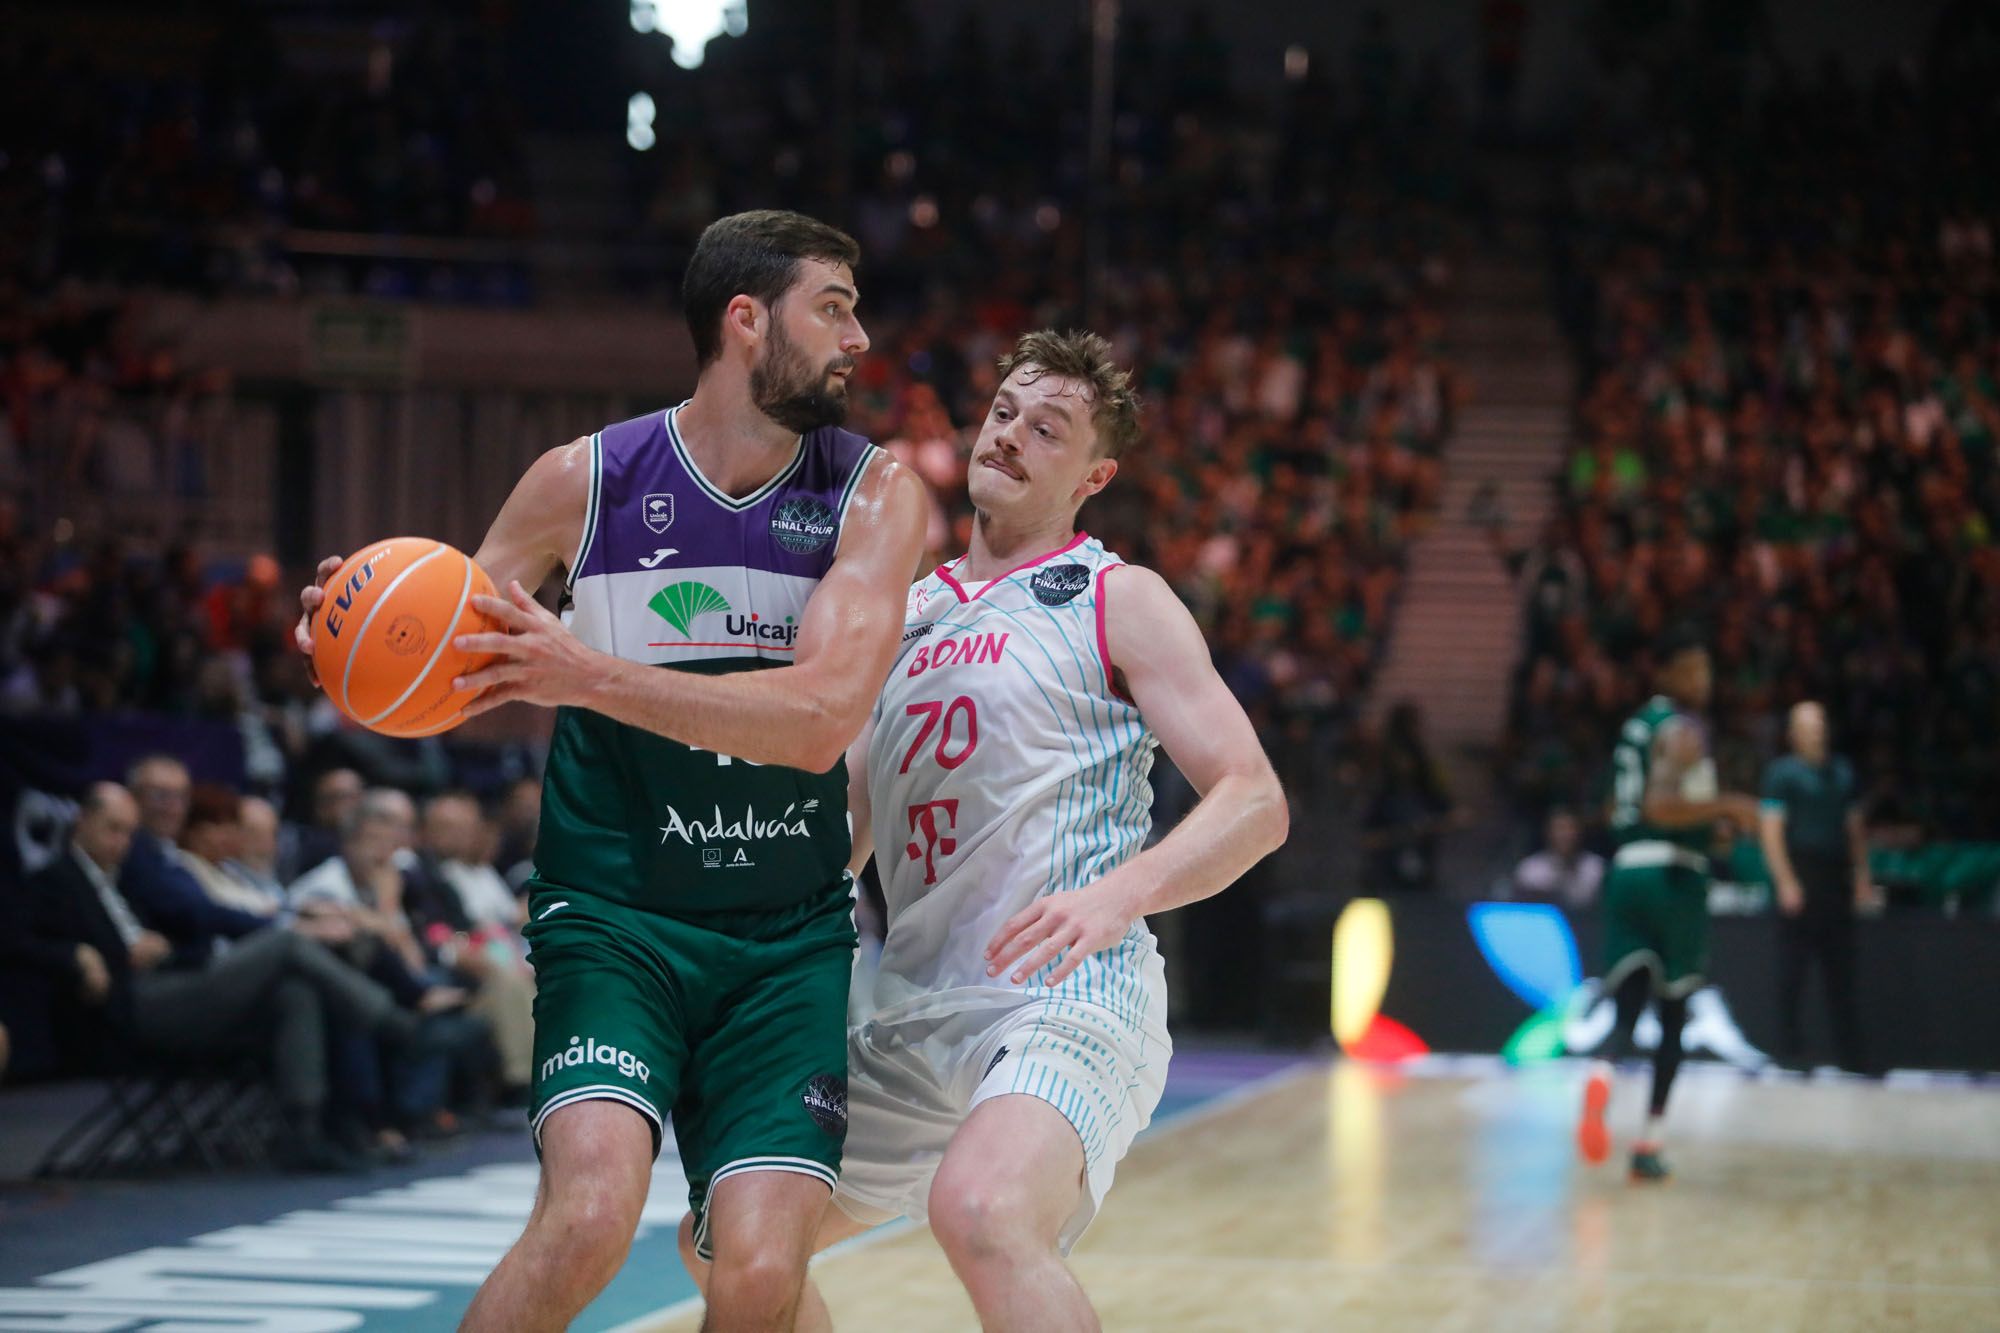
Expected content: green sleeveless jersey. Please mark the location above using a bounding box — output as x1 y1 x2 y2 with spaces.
1608 694 1717 863
534 406 878 917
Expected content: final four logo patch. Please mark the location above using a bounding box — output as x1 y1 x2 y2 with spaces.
771 496 838 554
1030 563 1091 606
803 1074 848 1136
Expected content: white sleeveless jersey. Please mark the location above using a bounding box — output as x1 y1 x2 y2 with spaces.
864 533 1161 1023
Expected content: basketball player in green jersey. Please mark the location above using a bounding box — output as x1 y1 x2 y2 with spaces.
297 211 928 1332
1577 628 1762 1181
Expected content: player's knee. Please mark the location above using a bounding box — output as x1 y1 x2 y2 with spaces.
705 1243 805 1323
928 1171 1041 1265
531 1106 654 1262
537 1193 638 1289
532 1164 646 1285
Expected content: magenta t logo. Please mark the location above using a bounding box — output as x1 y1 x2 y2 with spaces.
904 800 960 886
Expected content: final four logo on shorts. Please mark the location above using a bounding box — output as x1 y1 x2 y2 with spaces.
1030 563 1091 606
643 493 675 534
803 1073 848 1136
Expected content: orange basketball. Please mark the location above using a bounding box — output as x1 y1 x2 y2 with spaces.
311 537 502 737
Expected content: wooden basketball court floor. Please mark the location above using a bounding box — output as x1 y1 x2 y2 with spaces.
645 1058 2000 1332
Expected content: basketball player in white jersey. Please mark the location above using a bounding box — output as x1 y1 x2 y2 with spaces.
678 329 1290 1330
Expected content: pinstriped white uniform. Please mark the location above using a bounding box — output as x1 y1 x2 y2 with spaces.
835 534 1171 1252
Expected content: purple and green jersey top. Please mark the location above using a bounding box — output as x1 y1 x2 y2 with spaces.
534 402 879 917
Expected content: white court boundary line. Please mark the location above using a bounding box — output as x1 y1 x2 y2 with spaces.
601 1061 1324 1333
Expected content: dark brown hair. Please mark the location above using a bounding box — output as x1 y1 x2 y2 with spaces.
683 210 862 369
996 329 1143 458
182 783 242 843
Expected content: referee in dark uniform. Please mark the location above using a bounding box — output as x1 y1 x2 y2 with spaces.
1758 702 1878 1071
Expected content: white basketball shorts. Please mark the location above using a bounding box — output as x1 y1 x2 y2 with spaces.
834 959 1171 1254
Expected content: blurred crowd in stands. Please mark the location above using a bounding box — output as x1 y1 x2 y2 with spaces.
615 1 1469 791
0 3 1485 1112
0 4 1476 796
1500 18 2000 853
848 273 1463 792
0 293 237 542
0 10 533 297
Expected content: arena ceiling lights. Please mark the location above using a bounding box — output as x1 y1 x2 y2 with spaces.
630 0 749 70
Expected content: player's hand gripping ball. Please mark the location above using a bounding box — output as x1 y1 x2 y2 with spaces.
310 537 505 737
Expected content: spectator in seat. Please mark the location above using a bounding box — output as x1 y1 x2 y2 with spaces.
287 767 363 881
419 791 537 1100
179 784 353 947
1509 808 1605 907
225 795 289 905
290 787 435 977
290 787 495 1140
177 783 279 917
421 792 527 933
121 755 278 965
8 783 437 1172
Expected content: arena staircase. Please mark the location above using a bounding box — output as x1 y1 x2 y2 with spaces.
1367 226 1572 882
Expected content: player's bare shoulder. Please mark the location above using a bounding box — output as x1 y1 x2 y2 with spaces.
519 436 594 511
1101 564 1208 667
473 435 595 593
1098 562 1182 619
834 448 927 569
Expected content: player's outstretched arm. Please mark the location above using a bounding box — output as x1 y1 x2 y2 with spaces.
454 455 928 772
986 565 1289 985
293 438 590 663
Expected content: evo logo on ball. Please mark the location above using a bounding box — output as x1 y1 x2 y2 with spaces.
322 547 396 640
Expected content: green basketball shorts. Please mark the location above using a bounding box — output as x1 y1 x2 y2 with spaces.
1602 862 1711 997
521 878 857 1259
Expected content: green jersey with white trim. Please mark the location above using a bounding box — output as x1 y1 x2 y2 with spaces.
1608 694 1717 858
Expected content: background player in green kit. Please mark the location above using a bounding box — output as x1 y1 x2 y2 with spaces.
1575 629 1762 1182
297 211 929 1332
